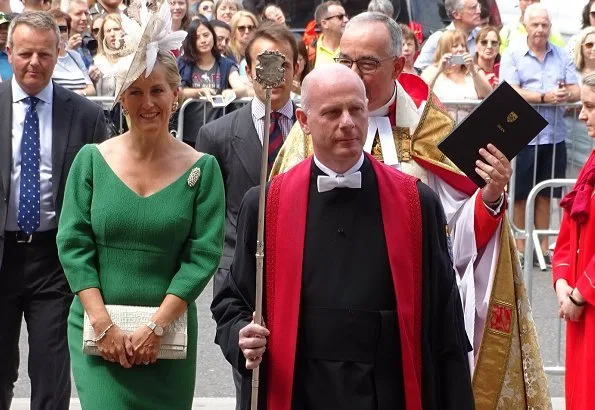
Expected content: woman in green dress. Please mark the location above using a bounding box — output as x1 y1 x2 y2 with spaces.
56 28 225 410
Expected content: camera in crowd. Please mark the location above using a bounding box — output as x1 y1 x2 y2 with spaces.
82 32 98 55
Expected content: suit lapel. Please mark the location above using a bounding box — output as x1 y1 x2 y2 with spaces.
0 82 12 196
231 102 261 186
51 83 73 202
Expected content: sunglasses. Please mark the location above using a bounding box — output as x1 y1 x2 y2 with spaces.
324 13 347 21
237 25 254 32
91 27 100 35
58 25 68 33
480 39 499 47
584 41 595 49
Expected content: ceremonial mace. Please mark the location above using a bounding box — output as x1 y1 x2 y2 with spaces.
252 50 286 410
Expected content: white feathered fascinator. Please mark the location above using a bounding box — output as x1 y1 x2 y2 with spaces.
111 0 187 107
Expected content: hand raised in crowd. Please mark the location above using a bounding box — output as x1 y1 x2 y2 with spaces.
95 324 134 368
556 279 585 322
553 84 570 104
462 52 474 71
88 65 102 83
239 314 270 370
475 144 512 204
437 52 453 72
67 33 83 50
129 325 162 366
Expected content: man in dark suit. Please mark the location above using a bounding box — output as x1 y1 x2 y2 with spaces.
196 22 298 408
0 11 108 410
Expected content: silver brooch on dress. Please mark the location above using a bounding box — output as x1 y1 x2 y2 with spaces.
187 167 201 187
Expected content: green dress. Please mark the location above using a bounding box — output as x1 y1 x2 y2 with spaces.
56 144 225 410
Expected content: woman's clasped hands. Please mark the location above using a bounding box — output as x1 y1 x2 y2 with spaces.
95 323 163 368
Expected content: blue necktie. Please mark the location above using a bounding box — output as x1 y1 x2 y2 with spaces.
18 96 41 235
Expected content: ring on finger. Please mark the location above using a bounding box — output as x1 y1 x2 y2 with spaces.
485 176 491 184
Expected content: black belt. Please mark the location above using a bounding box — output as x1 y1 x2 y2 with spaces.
4 229 58 244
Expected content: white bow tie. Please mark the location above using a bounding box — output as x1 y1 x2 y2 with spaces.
317 172 362 193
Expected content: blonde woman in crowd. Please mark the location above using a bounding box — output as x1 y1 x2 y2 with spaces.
93 13 124 98
214 0 240 24
574 26 595 78
421 29 491 122
228 10 258 79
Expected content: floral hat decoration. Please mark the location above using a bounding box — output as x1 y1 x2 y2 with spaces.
111 0 187 108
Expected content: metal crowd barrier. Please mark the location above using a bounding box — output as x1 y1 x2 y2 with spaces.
86 96 125 136
175 97 253 141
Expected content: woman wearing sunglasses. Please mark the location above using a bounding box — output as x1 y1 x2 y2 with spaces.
573 26 595 79
474 26 501 88
567 0 595 59
228 11 258 82
50 9 96 97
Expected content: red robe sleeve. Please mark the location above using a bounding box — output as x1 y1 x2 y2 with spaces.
552 213 573 287
473 193 505 250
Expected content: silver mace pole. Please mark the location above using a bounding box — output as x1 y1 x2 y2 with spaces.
252 49 286 410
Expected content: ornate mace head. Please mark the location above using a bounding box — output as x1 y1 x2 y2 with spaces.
255 50 286 89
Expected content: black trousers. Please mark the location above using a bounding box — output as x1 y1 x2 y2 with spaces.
0 231 72 410
213 267 242 410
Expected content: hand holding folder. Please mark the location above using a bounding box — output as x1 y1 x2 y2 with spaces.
438 81 548 188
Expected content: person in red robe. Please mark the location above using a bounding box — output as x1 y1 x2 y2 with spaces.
211 64 475 409
553 73 595 410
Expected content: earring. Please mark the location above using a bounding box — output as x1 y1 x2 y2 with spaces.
172 101 179 112
122 107 129 116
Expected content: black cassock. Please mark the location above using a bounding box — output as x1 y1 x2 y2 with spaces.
211 158 474 410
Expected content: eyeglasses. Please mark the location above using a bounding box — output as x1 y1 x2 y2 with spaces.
58 25 68 33
584 41 595 49
237 25 254 32
91 27 100 35
334 55 396 73
324 13 348 21
480 39 499 47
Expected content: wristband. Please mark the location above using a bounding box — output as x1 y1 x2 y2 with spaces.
569 290 586 307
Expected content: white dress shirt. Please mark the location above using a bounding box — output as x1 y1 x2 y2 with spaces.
6 78 56 232
250 97 294 145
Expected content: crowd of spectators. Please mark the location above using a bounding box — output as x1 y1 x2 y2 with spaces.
0 0 591 169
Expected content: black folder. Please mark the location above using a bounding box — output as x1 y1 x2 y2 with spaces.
437 81 549 188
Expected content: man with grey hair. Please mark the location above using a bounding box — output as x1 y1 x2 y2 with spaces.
213 62 475 409
367 0 393 18
0 11 107 410
272 11 551 409
413 0 481 71
499 0 564 53
501 2 579 263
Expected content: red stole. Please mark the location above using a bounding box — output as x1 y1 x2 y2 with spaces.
264 153 423 410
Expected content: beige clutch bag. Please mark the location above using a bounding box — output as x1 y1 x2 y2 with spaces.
83 305 188 360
